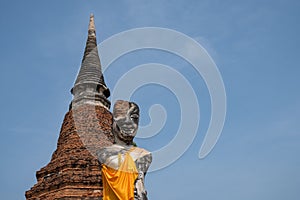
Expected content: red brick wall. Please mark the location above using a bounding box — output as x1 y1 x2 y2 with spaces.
26 104 114 199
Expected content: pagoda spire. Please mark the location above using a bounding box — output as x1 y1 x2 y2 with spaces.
70 14 110 110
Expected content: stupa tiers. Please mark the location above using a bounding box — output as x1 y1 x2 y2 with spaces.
71 14 110 110
25 14 114 199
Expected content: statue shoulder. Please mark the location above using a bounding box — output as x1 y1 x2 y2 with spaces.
130 147 151 160
133 147 152 173
132 147 151 155
96 145 123 163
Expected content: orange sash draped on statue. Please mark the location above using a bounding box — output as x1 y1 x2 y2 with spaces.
102 150 138 200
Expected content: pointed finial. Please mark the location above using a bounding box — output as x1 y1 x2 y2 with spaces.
89 13 95 31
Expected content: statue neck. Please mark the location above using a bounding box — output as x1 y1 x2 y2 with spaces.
114 135 134 147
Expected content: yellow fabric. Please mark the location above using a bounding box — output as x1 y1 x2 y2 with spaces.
102 150 138 200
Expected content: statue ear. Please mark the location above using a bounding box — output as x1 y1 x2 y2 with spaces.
113 120 121 135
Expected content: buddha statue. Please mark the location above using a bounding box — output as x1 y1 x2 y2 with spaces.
97 100 152 200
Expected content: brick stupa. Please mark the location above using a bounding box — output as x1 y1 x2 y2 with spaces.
25 14 114 199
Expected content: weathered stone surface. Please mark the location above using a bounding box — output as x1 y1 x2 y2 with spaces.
25 105 114 199
71 14 110 110
26 14 115 200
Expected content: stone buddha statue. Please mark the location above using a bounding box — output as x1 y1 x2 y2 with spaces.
97 100 152 200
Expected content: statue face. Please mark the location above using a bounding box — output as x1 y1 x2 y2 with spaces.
113 100 139 143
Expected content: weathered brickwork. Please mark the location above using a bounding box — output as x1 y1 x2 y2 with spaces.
25 105 114 199
26 14 115 199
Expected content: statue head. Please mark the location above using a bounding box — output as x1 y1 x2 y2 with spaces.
113 100 140 145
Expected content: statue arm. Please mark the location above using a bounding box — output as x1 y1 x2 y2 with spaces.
135 153 152 175
134 153 152 200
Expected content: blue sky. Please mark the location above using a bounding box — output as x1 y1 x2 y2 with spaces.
0 0 300 199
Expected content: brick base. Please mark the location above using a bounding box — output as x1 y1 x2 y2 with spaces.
25 104 113 199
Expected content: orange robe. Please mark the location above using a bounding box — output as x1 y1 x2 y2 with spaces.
102 150 138 200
